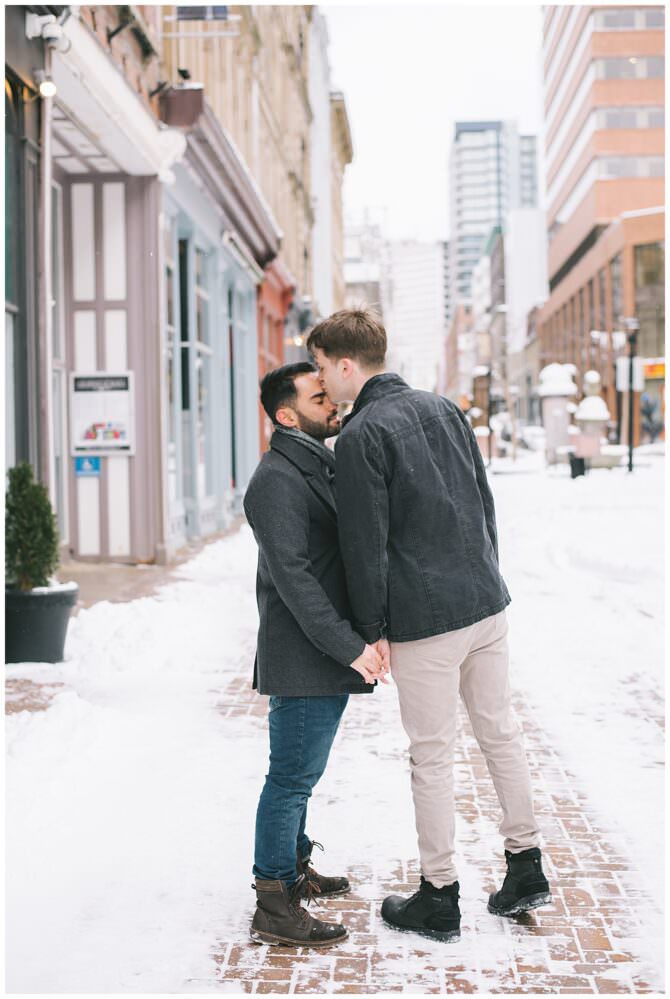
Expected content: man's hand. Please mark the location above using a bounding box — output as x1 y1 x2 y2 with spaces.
350 644 389 684
375 638 391 673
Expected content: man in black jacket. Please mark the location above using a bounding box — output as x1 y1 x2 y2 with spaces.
307 309 551 943
243 362 386 948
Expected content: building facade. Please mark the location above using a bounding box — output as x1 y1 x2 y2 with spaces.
309 11 334 319
386 239 447 393
343 215 392 317
448 120 539 309
537 4 665 439
330 92 354 311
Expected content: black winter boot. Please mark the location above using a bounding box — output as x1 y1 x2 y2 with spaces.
296 840 350 899
488 847 552 916
381 877 461 942
250 876 348 947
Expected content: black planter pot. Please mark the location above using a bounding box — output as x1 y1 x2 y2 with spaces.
5 585 79 664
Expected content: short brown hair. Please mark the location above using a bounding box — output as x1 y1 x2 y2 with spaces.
306 308 387 369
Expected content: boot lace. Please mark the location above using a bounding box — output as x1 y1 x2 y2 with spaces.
289 874 320 923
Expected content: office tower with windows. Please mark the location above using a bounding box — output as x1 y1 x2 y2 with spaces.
448 120 538 309
537 5 665 434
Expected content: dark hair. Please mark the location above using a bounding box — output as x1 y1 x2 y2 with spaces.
306 307 387 369
260 362 316 422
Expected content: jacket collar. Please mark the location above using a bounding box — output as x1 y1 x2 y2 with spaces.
342 372 409 427
270 430 337 518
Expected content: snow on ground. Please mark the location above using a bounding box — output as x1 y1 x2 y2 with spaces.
494 449 664 902
5 451 664 992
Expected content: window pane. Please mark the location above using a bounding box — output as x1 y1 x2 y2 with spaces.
644 9 664 28
610 254 623 325
602 57 636 79
635 242 665 357
52 369 67 539
196 350 213 497
604 109 637 128
196 291 209 344
166 263 175 328
5 91 19 307
649 108 665 127
51 186 64 361
602 9 636 27
5 312 16 470
646 56 664 78
598 269 607 329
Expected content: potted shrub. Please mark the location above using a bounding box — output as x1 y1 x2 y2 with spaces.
5 462 78 664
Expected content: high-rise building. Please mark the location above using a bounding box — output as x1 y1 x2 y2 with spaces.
344 215 392 318
385 240 447 393
448 120 538 308
537 5 665 436
442 240 452 331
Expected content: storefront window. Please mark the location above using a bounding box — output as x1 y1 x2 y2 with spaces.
598 269 607 329
610 254 623 328
6 312 16 471
194 246 213 498
635 242 665 358
5 78 19 472
164 214 179 508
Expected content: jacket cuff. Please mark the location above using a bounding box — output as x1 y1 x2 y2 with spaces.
355 620 385 644
337 633 366 668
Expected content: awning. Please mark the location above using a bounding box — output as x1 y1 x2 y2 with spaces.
51 12 186 178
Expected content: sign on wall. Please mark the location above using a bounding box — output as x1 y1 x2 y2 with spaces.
615 357 645 393
70 373 135 456
75 456 101 477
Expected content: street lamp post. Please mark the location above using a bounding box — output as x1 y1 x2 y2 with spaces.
620 316 640 473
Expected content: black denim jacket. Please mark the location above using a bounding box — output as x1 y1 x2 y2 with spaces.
334 373 511 643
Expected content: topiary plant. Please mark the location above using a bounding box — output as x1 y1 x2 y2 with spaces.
5 462 60 592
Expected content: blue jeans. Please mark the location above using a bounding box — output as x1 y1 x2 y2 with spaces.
253 694 349 885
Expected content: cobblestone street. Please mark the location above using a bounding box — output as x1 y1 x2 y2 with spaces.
210 666 662 994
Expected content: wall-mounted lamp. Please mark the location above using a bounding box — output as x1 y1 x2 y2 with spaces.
33 70 57 99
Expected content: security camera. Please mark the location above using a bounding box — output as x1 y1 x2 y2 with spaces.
41 19 62 41
42 19 71 52
25 12 71 51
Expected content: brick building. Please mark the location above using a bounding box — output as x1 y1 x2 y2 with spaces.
537 6 665 439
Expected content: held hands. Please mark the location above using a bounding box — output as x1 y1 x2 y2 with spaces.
350 639 392 685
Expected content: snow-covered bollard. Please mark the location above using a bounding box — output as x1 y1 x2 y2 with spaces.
538 363 578 465
574 371 610 462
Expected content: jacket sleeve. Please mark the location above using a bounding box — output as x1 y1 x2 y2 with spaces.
334 429 389 644
456 409 499 562
244 476 366 668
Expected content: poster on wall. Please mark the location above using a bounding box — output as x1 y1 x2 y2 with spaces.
70 373 136 456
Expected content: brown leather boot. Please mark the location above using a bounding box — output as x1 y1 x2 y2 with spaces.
296 840 350 898
250 875 348 947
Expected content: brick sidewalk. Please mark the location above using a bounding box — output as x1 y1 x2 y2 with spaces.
212 674 662 995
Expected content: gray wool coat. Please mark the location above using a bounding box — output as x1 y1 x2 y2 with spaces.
243 431 373 697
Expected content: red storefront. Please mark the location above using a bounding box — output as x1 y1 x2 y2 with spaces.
257 259 296 453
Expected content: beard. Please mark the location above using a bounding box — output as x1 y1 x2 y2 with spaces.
297 413 340 441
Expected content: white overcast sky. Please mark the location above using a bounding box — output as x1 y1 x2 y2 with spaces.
323 4 545 242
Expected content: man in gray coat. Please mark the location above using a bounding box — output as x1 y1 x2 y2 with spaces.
243 362 387 948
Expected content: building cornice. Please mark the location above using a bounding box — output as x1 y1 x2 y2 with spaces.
185 102 282 269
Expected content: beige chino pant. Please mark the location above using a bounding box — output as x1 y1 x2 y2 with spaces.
390 611 540 888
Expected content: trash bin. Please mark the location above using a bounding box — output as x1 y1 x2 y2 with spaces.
569 454 586 479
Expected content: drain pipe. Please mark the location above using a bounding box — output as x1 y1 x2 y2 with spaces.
38 43 56 503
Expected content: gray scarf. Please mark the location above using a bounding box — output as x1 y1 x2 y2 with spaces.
275 426 336 478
